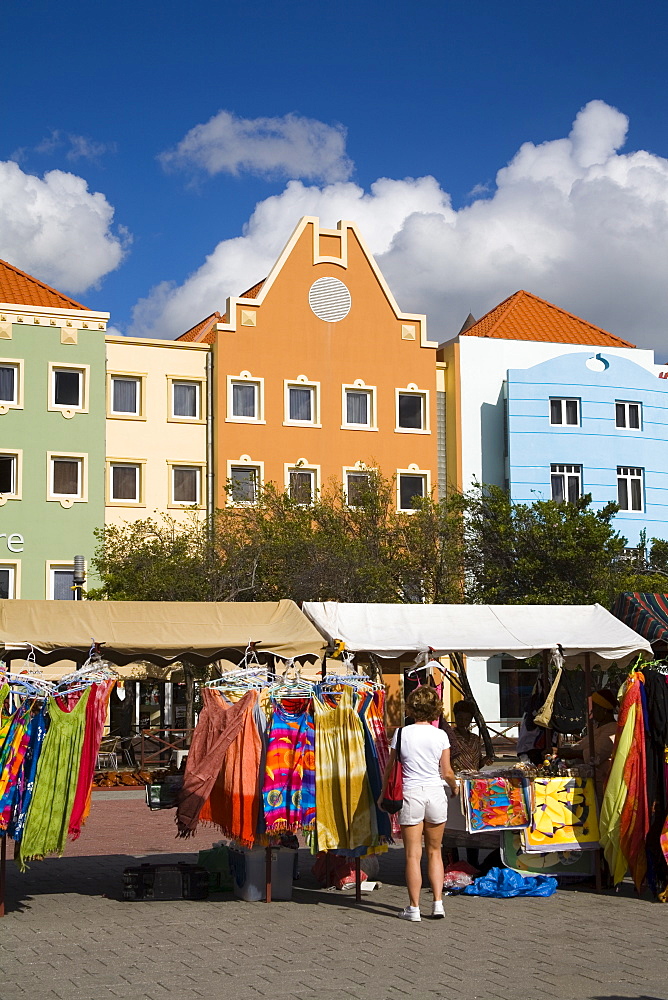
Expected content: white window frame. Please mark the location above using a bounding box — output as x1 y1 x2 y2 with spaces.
617 466 644 512
46 560 86 600
226 456 264 505
0 358 24 411
0 449 22 500
284 461 320 504
549 397 580 427
550 464 582 504
615 400 642 431
343 464 375 506
168 462 205 508
167 376 205 423
395 384 430 434
107 372 146 419
226 372 265 424
283 376 321 427
47 452 87 504
48 363 89 414
0 561 20 599
341 380 377 431
396 465 431 512
107 460 144 505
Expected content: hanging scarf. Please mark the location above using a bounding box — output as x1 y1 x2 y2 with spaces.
262 699 316 834
619 673 650 892
177 688 257 838
312 687 374 853
69 680 115 840
600 697 636 885
6 706 48 844
357 690 392 843
19 689 90 869
0 701 32 829
199 690 262 847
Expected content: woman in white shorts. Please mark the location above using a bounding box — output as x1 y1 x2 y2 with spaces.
379 686 459 921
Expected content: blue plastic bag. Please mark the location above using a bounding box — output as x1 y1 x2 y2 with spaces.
462 866 557 898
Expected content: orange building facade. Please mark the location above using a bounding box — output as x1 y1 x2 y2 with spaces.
181 217 440 508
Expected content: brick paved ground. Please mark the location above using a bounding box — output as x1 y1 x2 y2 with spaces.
1 793 667 1000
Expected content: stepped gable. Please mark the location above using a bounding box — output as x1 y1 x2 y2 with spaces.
461 290 635 348
175 279 266 343
0 257 87 310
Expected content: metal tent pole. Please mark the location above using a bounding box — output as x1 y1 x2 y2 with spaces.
584 652 603 893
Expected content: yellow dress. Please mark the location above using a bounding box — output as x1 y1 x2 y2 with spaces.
313 688 374 852
600 701 636 885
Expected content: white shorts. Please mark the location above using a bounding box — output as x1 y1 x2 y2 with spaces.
399 783 448 826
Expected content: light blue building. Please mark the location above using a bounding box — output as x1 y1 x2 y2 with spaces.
506 351 668 544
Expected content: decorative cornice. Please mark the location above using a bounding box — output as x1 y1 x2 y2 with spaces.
0 301 110 331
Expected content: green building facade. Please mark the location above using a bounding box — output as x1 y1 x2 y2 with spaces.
0 268 109 599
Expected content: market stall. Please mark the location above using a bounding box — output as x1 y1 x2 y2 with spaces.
302 601 652 888
0 599 327 913
612 592 668 652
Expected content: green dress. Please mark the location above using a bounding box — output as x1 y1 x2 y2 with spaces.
19 689 90 868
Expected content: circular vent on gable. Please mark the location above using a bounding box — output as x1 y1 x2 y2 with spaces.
308 277 351 322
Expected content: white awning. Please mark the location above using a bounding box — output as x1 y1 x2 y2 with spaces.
302 602 652 660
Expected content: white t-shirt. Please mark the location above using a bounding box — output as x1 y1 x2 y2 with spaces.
390 723 450 788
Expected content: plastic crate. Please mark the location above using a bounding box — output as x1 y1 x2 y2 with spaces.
123 862 209 901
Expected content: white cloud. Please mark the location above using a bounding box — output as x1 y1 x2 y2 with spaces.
0 161 129 295
20 129 117 164
159 110 353 184
133 101 668 351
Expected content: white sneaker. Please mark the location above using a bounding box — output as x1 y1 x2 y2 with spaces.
431 900 445 919
397 906 421 921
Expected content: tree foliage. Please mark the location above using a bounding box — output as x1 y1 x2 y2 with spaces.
89 477 668 608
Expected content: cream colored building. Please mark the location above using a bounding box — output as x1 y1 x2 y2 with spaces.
105 336 209 526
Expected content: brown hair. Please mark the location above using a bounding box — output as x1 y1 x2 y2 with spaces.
406 685 441 723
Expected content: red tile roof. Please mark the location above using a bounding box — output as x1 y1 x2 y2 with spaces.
177 312 224 344
461 290 635 349
240 278 265 299
0 257 87 310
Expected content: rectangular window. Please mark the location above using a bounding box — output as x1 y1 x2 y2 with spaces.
52 457 82 497
0 364 17 404
110 463 140 502
172 381 200 419
172 466 200 505
52 568 75 601
398 474 426 511
288 386 313 423
111 377 140 415
229 465 259 504
53 368 82 408
0 566 15 600
345 390 370 426
231 382 257 419
617 466 644 511
289 469 315 504
616 401 642 430
346 472 371 506
549 398 579 426
0 454 16 495
398 393 425 430
550 464 582 503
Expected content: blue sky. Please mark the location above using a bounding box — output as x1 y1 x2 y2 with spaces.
3 1 668 351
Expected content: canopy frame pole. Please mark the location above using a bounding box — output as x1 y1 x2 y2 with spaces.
0 834 6 917
584 652 603 893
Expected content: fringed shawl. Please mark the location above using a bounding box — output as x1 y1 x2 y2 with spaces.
176 688 257 838
198 690 262 847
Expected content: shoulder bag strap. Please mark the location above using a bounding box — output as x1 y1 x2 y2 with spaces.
396 726 402 760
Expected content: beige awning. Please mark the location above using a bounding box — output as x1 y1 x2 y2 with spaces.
0 599 326 668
